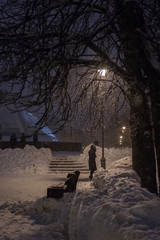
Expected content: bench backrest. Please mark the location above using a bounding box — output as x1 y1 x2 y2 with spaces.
65 170 80 192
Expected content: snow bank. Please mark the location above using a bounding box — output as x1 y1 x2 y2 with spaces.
0 145 52 176
83 144 132 169
68 156 160 240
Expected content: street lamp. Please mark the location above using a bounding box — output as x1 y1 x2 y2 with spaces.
98 69 107 169
120 135 123 146
120 126 126 146
98 69 107 77
122 126 126 134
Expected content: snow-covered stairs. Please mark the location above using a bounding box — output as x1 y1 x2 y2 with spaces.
48 152 89 174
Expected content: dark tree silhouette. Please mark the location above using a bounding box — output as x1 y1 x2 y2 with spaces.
0 0 160 193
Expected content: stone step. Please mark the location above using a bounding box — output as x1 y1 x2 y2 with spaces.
52 156 81 159
49 162 85 166
49 164 87 169
49 154 88 173
53 157 71 160
49 167 89 173
52 159 81 163
50 160 80 164
48 169 89 174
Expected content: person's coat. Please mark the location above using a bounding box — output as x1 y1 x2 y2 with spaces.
88 147 97 171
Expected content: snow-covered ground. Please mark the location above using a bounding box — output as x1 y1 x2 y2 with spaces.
0 145 160 240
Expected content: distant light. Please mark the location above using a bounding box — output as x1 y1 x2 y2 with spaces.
122 126 126 134
98 69 107 77
120 135 123 145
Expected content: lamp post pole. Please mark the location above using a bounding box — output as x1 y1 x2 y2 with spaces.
98 69 107 169
100 101 106 169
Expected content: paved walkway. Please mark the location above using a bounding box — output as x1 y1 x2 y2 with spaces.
0 173 92 205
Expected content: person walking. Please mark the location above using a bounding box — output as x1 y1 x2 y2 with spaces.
88 144 97 179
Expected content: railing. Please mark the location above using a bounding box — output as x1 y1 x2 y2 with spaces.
0 141 82 152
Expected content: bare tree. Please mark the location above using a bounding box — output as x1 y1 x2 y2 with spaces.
0 0 160 193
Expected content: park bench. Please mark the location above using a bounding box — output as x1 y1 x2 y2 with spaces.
47 170 80 198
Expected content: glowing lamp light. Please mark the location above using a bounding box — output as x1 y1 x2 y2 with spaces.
122 126 126 134
98 69 107 77
120 135 123 146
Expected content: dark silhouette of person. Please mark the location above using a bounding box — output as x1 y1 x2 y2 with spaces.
21 133 26 148
88 144 97 179
33 132 38 146
10 133 17 149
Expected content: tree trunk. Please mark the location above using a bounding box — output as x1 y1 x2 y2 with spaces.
147 75 160 194
129 93 157 193
115 0 160 193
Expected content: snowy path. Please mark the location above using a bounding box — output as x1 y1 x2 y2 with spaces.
0 173 94 240
0 173 92 205
0 174 64 204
